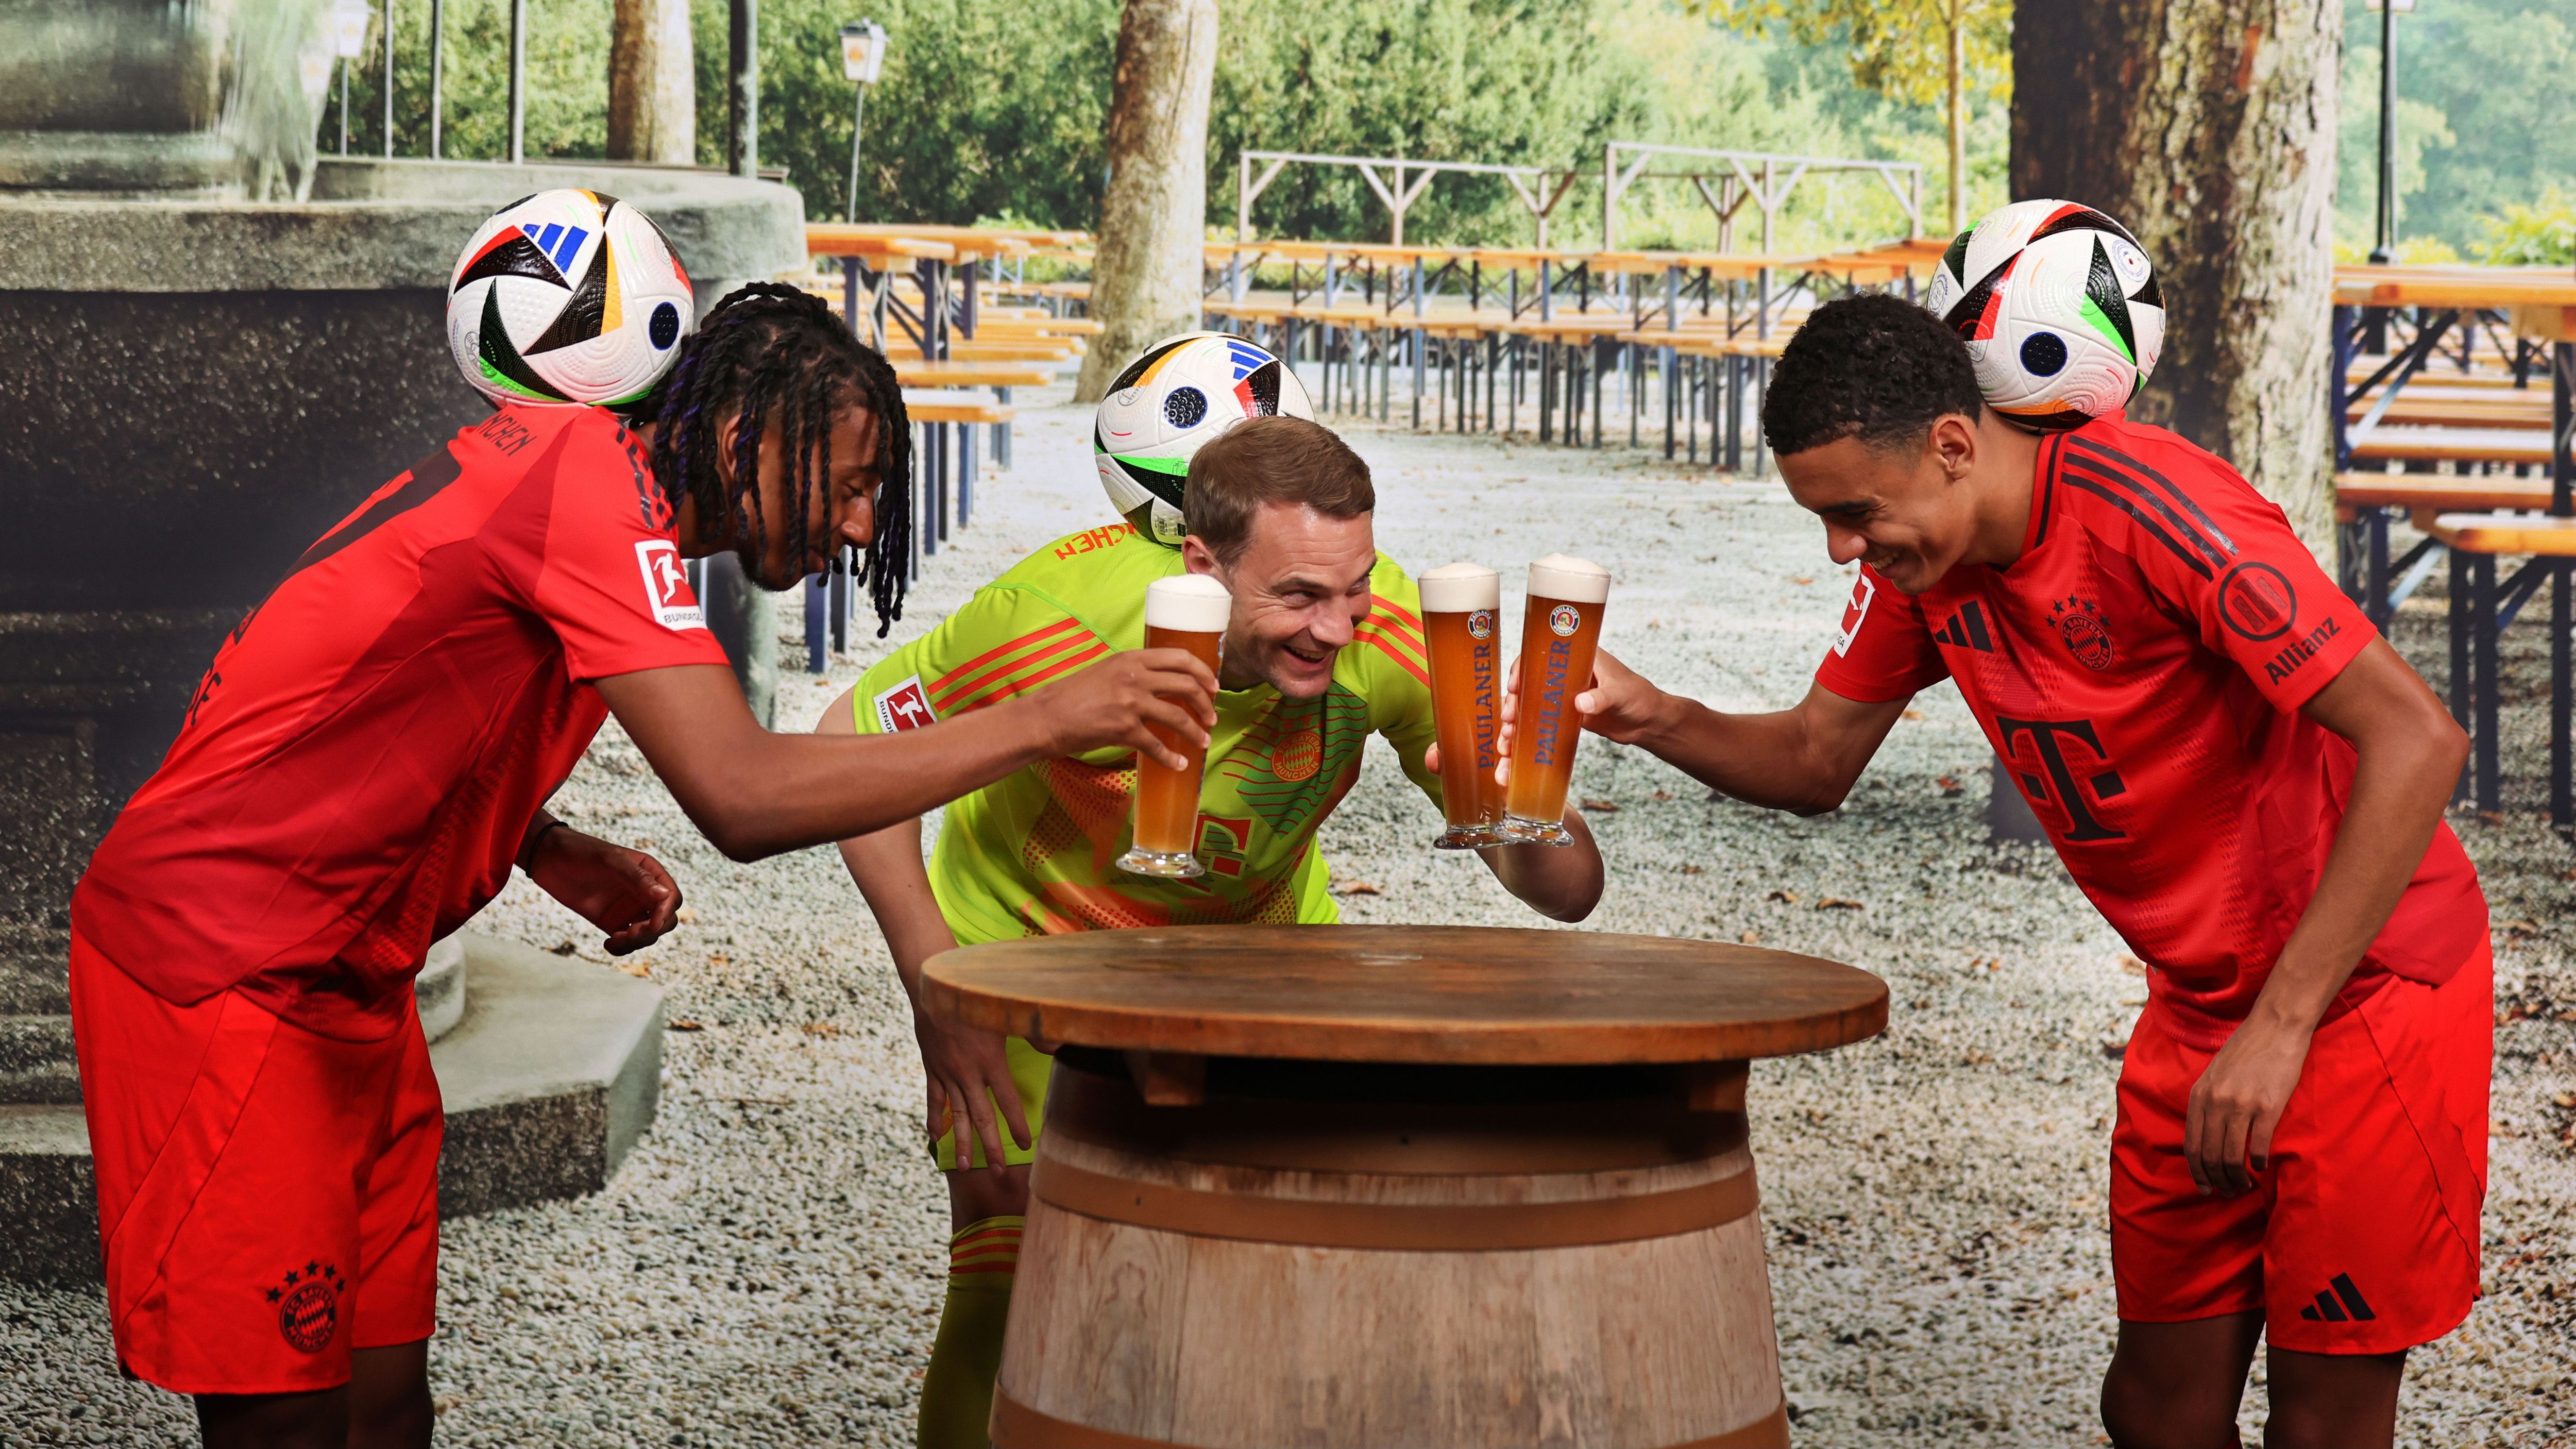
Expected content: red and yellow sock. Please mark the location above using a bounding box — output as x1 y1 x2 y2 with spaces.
916 1215 1022 1449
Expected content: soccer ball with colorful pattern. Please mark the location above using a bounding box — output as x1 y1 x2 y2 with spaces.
1093 332 1315 547
1925 199 2164 433
445 189 694 408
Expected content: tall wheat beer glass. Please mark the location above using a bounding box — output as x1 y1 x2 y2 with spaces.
1116 572 1231 879
1502 554 1610 846
1420 562 1506 849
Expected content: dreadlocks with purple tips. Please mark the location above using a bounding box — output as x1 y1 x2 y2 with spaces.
637 281 913 635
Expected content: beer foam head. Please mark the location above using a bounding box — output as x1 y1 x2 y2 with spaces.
1418 562 1500 613
1526 553 1610 604
1143 571 1233 632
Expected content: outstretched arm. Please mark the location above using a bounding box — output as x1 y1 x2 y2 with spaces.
1503 648 1911 816
816 685 1032 1168
2183 638 2468 1197
594 650 1215 863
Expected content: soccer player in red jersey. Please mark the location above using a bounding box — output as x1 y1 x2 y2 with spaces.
67 285 1217 1448
1529 296 2488 1448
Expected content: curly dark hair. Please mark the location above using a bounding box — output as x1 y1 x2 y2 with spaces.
1761 293 1985 458
633 281 913 636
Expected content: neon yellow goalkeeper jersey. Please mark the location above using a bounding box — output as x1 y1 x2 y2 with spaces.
852 520 1441 947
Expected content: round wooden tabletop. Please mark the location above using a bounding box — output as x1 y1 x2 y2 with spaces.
920 925 1887 1066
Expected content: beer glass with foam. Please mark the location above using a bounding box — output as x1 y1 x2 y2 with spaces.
1419 562 1506 849
1116 572 1231 878
1502 554 1609 846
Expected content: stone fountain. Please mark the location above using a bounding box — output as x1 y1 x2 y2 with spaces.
0 0 803 1281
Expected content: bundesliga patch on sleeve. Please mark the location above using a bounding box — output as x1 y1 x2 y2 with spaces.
633 540 706 631
874 676 937 733
1832 572 1877 656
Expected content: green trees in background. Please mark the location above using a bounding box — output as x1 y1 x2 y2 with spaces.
1702 0 2010 233
325 0 1975 249
2336 0 2576 258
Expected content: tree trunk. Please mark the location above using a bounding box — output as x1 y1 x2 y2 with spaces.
1946 3 1966 233
1075 0 1221 404
607 0 694 164
2010 1 2342 543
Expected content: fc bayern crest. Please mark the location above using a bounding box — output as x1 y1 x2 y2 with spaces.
264 1261 344 1354
2053 596 2115 671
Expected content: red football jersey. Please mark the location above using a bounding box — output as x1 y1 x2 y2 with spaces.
1816 416 2485 1046
73 407 728 1040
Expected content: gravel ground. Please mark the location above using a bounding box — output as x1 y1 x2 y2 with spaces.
5 385 2570 1447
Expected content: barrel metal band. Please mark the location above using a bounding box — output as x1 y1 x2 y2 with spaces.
991 1391 1790 1448
1030 1155 1759 1251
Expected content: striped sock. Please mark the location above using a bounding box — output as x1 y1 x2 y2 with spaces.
917 1216 1024 1449
949 1215 1024 1283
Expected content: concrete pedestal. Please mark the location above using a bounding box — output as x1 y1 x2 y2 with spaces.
0 932 665 1284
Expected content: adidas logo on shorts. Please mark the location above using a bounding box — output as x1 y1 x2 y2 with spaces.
2296 1272 2377 1324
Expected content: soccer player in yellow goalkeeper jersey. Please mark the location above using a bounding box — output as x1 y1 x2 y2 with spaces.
818 416 1604 1445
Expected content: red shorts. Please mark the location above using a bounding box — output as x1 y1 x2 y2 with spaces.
70 932 444 1394
2110 941 2491 1355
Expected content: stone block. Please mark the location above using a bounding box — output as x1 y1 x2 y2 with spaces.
0 931 665 1282
0 1103 94 1287
429 933 664 1220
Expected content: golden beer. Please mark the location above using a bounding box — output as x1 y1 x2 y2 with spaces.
1419 562 1506 849
1118 572 1231 878
1502 554 1610 846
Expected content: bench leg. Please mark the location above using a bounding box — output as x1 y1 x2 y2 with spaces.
2556 557 2572 829
2449 546 2468 803
2366 508 2390 628
804 571 827 675
2475 551 2501 813
830 553 849 656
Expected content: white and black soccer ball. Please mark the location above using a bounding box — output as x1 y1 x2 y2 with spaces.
1093 332 1315 547
447 188 695 408
1924 199 2164 433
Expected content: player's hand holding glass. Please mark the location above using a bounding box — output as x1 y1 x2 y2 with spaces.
1119 573 1232 877
1420 562 1508 849
1500 555 1611 846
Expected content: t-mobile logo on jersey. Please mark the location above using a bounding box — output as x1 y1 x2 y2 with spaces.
874 676 937 733
632 541 706 631
1996 716 2129 843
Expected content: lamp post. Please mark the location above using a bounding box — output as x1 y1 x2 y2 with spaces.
2366 0 2418 266
329 0 373 157
840 20 889 224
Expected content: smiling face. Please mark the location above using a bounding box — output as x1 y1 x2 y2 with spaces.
1181 501 1377 698
1775 415 1990 596
725 404 886 589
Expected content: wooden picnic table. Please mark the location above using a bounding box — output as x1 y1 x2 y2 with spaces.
891 360 1055 389
2336 474 2558 524
2348 395 2555 430
943 339 1080 362
2330 269 2576 311
802 231 956 262
2345 426 2554 467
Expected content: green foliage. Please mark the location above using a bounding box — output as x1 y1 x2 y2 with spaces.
1705 0 2007 111
2470 186 2576 266
715 0 1120 227
1701 0 2007 227
2337 0 2576 254
316 0 1989 250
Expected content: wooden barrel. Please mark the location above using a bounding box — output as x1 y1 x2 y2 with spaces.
992 1049 1789 1449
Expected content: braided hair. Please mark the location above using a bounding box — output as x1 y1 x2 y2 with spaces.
636 281 913 635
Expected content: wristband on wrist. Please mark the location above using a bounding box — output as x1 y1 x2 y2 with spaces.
517 818 571 873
